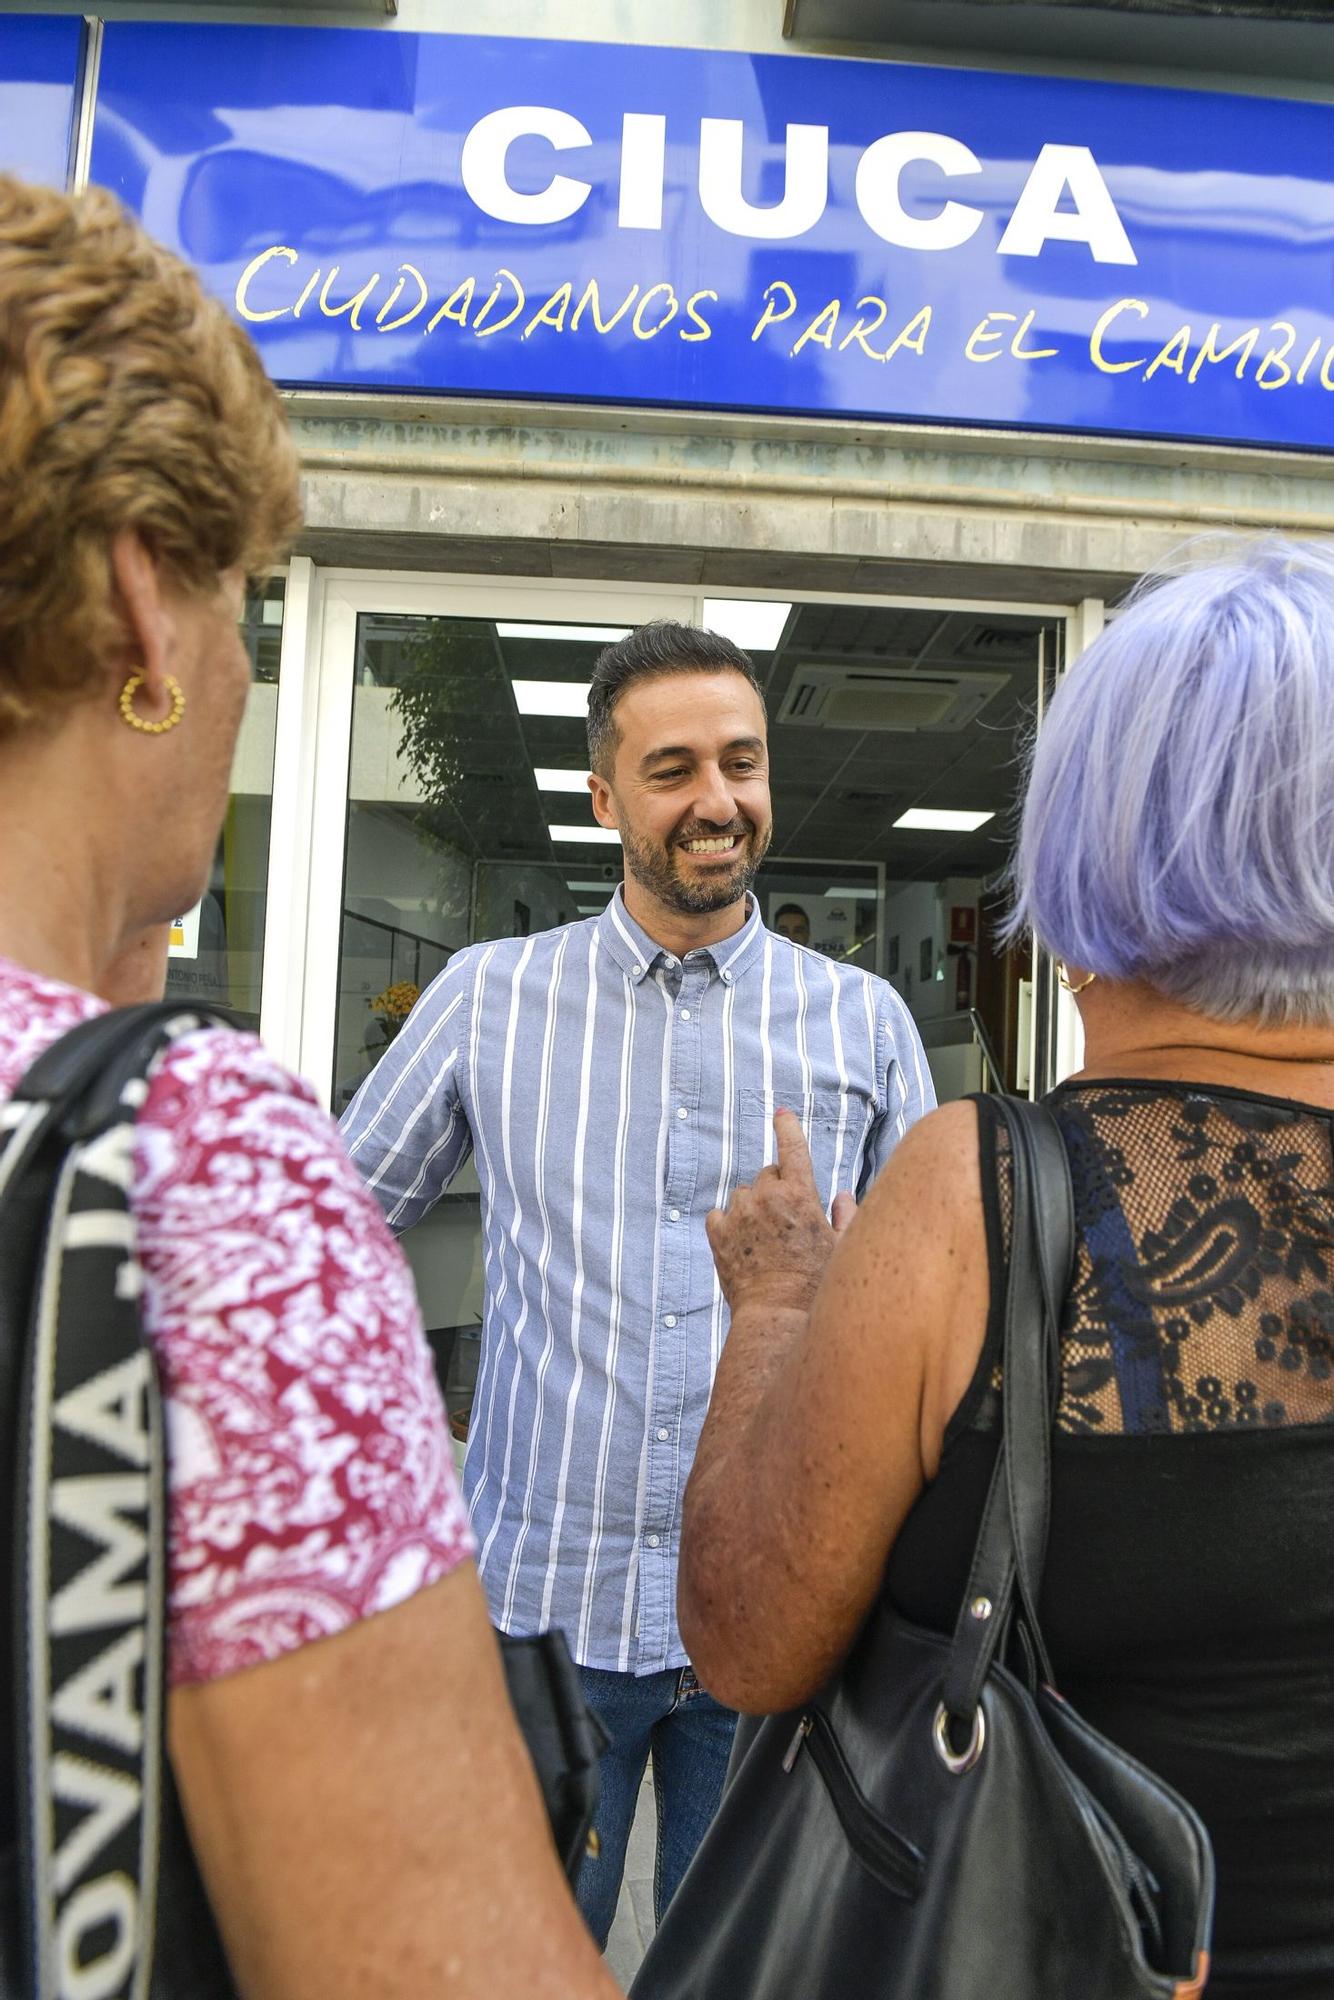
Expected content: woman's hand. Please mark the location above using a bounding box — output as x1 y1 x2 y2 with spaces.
706 1109 857 1316
682 1101 991 1714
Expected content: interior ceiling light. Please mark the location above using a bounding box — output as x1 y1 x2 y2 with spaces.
825 886 878 899
894 808 995 833
702 598 792 652
566 879 616 891
550 824 622 844
512 680 592 717
534 767 593 793
498 623 630 643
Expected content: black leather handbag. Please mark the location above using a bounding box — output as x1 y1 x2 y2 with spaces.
0 1003 601 1999
632 1095 1215 2000
497 1626 607 1883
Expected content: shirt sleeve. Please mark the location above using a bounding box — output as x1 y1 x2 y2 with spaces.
857 981 937 1198
132 1027 475 1687
339 954 477 1233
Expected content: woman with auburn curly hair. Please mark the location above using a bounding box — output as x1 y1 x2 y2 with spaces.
0 177 619 2000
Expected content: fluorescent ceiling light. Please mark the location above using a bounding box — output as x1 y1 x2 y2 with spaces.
512 680 592 717
825 886 878 900
894 809 995 833
498 623 630 643
534 767 593 793
566 879 615 891
577 903 605 914
550 824 621 844
703 598 792 652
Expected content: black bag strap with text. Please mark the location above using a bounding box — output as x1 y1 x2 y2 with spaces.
0 1004 236 2000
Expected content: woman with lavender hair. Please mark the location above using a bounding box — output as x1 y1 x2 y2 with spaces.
680 539 1334 1998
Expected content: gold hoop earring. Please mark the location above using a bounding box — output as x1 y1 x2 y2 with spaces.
118 672 185 736
1058 965 1097 995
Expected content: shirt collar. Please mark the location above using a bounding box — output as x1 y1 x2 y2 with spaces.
597 887 766 986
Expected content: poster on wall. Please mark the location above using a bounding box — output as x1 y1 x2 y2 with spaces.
87 23 1334 452
168 904 201 961
767 892 855 957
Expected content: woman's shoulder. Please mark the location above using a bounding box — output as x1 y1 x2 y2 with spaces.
856 1099 989 1303
865 1096 984 1216
139 1021 321 1150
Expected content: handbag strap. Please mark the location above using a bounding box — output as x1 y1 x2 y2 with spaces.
1 1001 235 2000
941 1096 1075 1729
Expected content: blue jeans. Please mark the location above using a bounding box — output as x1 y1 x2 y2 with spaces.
575 1663 737 1950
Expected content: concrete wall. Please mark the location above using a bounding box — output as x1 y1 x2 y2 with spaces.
289 393 1334 610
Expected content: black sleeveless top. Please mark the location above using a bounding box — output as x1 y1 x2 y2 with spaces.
886 1081 1334 1999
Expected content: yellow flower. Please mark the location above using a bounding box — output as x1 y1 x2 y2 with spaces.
368 981 420 1023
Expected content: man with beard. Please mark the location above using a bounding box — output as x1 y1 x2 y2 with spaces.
340 621 933 1947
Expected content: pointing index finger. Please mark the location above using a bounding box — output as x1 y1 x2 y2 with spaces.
773 1107 816 1187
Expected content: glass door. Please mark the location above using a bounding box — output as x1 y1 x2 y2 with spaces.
301 572 1080 1411
304 575 1082 1108
302 578 689 1414
302 579 690 1102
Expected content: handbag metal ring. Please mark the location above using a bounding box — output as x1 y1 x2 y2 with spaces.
933 1701 986 1775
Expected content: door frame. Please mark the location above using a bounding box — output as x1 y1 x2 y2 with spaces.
261 566 1087 1105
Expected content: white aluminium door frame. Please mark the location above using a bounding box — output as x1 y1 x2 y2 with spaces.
1051 597 1105 1086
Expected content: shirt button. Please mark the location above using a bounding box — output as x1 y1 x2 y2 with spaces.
665 955 678 968
669 1208 681 1222
677 1106 688 1120
680 1008 691 1020
664 1314 677 1327
721 971 733 985
646 1534 661 1549
656 1427 670 1441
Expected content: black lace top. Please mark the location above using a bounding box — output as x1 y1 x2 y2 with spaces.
886 1081 1334 1998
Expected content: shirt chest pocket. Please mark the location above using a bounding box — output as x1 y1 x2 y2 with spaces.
737 1087 846 1133
734 1087 842 1176
732 1088 871 1194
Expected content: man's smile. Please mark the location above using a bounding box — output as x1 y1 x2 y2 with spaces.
679 833 746 857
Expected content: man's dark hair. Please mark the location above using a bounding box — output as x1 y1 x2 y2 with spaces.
586 620 763 776
774 904 808 924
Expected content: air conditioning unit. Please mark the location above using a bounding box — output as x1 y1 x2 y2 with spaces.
777 666 1008 732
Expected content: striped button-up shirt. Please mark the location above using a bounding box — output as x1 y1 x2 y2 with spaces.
340 891 934 1674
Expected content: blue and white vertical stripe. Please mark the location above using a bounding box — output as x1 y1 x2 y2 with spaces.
340 892 934 1673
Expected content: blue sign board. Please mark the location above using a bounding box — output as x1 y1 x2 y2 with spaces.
0 15 82 188
91 23 1334 451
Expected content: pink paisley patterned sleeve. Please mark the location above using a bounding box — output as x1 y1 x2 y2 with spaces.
130 1028 475 1686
